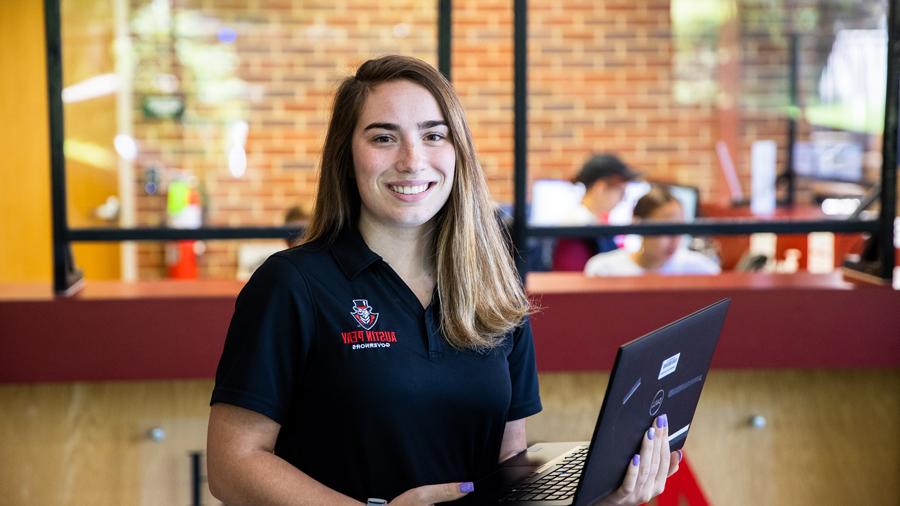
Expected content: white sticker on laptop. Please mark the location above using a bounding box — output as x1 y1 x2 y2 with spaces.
658 353 680 380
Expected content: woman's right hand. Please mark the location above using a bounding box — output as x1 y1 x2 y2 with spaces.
388 481 474 505
596 414 681 506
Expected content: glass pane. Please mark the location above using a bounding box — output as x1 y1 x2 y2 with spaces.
61 0 438 280
523 0 887 275
129 239 291 281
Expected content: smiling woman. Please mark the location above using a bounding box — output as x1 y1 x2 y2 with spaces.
205 55 680 506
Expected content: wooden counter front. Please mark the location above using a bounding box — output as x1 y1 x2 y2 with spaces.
0 272 897 383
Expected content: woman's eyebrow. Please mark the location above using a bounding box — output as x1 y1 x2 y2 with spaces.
363 120 447 131
363 122 399 132
418 120 447 129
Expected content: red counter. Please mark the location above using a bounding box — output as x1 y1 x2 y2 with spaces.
526 272 899 371
1 272 897 382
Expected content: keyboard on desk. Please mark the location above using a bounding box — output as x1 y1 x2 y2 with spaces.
499 446 587 502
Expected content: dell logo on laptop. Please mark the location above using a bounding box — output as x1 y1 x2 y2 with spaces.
649 389 664 416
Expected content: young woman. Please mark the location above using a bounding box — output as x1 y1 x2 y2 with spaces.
207 55 679 505
584 185 721 277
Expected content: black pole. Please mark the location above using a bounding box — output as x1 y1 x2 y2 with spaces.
880 0 899 280
68 226 303 242
438 0 452 81
45 0 77 295
513 0 528 276
61 218 879 242
190 452 202 506
783 33 798 206
527 219 879 237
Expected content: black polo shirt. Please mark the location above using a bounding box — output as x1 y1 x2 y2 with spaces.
211 226 542 502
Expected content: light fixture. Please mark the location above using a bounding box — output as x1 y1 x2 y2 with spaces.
62 73 120 103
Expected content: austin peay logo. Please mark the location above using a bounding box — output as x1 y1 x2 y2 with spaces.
343 299 398 350
350 299 379 330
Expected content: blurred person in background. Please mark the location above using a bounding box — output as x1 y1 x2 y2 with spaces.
284 205 309 247
553 153 641 271
584 185 720 277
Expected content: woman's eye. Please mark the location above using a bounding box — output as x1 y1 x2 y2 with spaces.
372 135 393 144
424 132 446 142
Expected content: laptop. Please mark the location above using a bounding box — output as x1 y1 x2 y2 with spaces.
466 298 730 505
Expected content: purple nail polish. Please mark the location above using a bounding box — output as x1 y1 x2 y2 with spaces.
657 414 668 428
677 450 683 463
459 482 475 493
632 454 640 466
647 428 655 440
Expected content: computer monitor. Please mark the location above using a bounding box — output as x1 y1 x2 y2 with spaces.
528 179 699 227
528 179 585 225
792 130 868 184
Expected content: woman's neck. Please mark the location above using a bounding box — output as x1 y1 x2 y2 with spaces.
358 214 436 307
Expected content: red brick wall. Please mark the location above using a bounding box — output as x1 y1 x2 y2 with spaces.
122 0 878 279
132 0 438 278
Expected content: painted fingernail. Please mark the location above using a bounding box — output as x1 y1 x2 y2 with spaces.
657 414 668 428
677 450 683 463
632 454 640 466
459 482 475 493
647 427 655 440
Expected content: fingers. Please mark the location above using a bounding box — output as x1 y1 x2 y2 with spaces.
633 419 658 495
652 415 670 494
649 416 664 477
608 415 671 506
391 481 474 505
667 449 682 477
619 453 641 496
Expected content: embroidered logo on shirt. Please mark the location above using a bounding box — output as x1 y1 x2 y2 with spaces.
350 299 379 330
342 299 398 350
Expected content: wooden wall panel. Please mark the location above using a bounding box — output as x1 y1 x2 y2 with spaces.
0 381 216 506
0 0 122 283
528 370 900 506
1 370 897 505
0 1 52 282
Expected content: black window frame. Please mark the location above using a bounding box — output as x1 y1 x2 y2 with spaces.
46 0 895 294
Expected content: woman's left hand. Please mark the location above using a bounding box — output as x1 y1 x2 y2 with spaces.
596 414 681 506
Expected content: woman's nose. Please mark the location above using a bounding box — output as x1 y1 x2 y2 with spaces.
397 140 425 172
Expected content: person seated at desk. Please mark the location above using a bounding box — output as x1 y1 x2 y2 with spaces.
584 185 720 276
552 153 641 271
284 205 309 247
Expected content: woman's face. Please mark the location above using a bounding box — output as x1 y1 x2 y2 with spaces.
641 200 684 263
351 79 456 233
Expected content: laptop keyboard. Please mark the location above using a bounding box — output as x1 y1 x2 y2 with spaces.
499 446 587 502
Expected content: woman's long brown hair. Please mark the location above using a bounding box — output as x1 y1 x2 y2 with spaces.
303 55 529 350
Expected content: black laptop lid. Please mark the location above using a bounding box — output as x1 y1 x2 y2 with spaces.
574 299 730 506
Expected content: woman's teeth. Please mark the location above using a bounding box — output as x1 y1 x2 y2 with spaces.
389 184 429 195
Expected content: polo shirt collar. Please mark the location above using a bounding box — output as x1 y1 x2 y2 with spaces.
330 226 382 279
